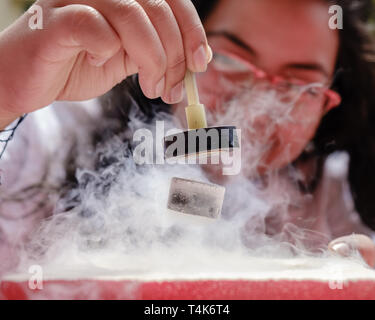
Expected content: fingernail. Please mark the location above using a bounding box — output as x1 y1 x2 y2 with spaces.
155 76 165 97
206 44 213 63
170 82 184 103
193 44 208 72
331 242 351 257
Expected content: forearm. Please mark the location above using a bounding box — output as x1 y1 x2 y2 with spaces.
0 28 24 130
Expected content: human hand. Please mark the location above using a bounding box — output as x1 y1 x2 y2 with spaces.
329 234 375 268
0 0 212 128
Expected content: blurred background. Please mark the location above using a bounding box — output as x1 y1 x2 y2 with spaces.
0 0 33 31
0 0 374 31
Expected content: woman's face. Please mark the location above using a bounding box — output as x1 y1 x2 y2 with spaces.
175 0 341 174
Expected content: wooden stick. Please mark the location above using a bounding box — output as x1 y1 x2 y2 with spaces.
184 70 207 130
184 70 200 105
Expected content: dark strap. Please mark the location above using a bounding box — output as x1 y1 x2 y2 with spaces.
0 114 28 159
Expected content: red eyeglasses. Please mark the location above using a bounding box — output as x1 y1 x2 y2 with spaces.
200 50 341 113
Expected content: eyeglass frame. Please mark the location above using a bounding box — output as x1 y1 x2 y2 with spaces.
205 35 342 113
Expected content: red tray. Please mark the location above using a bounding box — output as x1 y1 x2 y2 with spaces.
1 279 375 300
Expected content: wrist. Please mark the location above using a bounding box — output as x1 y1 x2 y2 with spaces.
0 78 21 130
0 114 20 130
0 29 23 130
0 69 21 130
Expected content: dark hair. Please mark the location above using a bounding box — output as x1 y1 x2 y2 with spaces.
313 0 375 230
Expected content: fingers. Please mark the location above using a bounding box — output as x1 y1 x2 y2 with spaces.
137 0 185 104
329 234 375 268
56 0 167 99
166 0 212 73
110 0 169 100
53 0 211 102
51 5 121 66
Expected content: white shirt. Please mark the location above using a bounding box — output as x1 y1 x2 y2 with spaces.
0 100 102 271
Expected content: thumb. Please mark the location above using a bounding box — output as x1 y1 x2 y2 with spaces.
328 234 375 268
